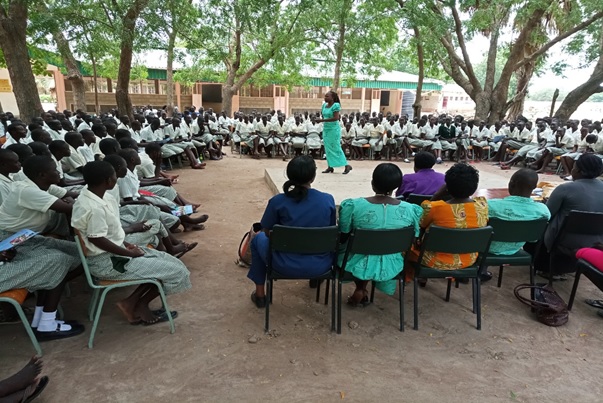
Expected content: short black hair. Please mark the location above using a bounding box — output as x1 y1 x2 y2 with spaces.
445 163 479 198
48 140 68 154
576 153 603 179
118 148 138 161
23 156 55 180
103 154 127 171
119 137 137 150
83 161 115 186
115 129 131 141
414 151 436 170
144 142 161 154
6 144 33 162
99 137 121 155
30 128 49 143
64 131 82 145
372 163 402 194
29 141 50 156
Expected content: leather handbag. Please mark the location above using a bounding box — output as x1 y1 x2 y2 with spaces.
514 284 569 327
236 222 262 267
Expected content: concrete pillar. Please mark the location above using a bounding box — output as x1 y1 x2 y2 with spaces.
52 68 67 112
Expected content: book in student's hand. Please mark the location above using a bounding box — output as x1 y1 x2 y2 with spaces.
0 229 38 252
171 205 194 217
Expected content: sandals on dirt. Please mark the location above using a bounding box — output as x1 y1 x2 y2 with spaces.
585 299 603 309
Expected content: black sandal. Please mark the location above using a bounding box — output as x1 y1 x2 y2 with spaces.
251 291 266 308
322 167 334 173
585 299 603 309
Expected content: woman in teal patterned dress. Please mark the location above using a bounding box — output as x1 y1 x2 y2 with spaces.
316 91 353 174
339 163 422 305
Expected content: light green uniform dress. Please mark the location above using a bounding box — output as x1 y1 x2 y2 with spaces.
322 102 348 168
338 198 422 295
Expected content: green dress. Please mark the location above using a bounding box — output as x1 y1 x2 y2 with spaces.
321 102 348 168
338 198 423 295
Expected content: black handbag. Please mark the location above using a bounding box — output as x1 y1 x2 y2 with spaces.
514 284 569 327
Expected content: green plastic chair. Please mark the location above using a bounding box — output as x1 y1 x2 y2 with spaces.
0 289 42 355
74 232 175 348
409 225 493 330
266 225 339 333
337 227 415 334
485 218 548 288
406 194 433 206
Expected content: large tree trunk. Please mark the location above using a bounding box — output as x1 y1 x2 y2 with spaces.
53 30 86 112
115 0 148 121
554 35 603 122
165 29 177 117
412 26 424 119
332 15 346 91
474 92 491 122
0 2 44 122
221 85 235 117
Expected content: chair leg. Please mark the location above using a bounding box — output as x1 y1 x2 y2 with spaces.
324 279 330 306
331 276 336 332
156 284 175 334
445 278 452 302
88 288 100 322
472 278 477 313
11 301 42 356
413 278 419 330
265 280 271 333
529 263 535 301
315 280 322 303
89 289 110 349
568 266 582 311
337 279 343 334
476 278 482 330
497 265 504 288
399 279 405 332
370 281 376 303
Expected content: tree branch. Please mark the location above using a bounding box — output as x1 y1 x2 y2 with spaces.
515 10 603 70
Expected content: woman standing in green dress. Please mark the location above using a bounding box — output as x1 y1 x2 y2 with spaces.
339 163 422 305
316 91 353 174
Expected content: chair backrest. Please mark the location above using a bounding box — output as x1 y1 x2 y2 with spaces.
341 227 415 271
270 225 340 255
73 229 101 289
487 218 548 243
418 226 493 266
406 194 433 206
558 211 603 236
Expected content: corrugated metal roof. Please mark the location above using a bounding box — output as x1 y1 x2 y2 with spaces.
308 78 442 91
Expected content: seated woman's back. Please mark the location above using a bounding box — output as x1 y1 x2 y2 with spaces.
338 164 422 297
411 163 488 270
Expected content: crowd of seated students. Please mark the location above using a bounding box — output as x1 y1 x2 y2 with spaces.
245 154 603 321
0 107 216 337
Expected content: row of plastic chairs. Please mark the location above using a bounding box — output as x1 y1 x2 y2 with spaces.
265 211 603 335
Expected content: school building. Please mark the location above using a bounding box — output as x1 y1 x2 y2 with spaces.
2 58 446 118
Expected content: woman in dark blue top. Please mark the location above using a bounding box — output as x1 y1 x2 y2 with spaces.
248 155 336 308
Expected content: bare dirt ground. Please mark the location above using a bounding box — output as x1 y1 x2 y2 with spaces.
1 155 601 402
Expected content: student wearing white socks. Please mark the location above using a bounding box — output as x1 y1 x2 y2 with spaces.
0 156 84 340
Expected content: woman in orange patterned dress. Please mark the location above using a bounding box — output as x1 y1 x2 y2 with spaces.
407 163 488 275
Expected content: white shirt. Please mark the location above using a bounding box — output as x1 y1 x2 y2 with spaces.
77 122 91 133
140 126 164 142
117 168 140 199
78 144 95 163
72 186 124 256
10 170 67 198
0 173 12 204
0 177 59 233
164 125 189 140
62 145 87 173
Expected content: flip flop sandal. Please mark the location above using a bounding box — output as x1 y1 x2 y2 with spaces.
598 310 603 319
175 242 198 258
23 375 49 403
142 310 178 326
585 299 603 309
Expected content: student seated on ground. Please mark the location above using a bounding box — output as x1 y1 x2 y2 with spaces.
483 169 551 281
247 156 336 308
395 151 445 199
339 163 422 306
117 149 208 232
72 161 192 325
407 163 488 283
48 140 86 190
530 154 603 280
